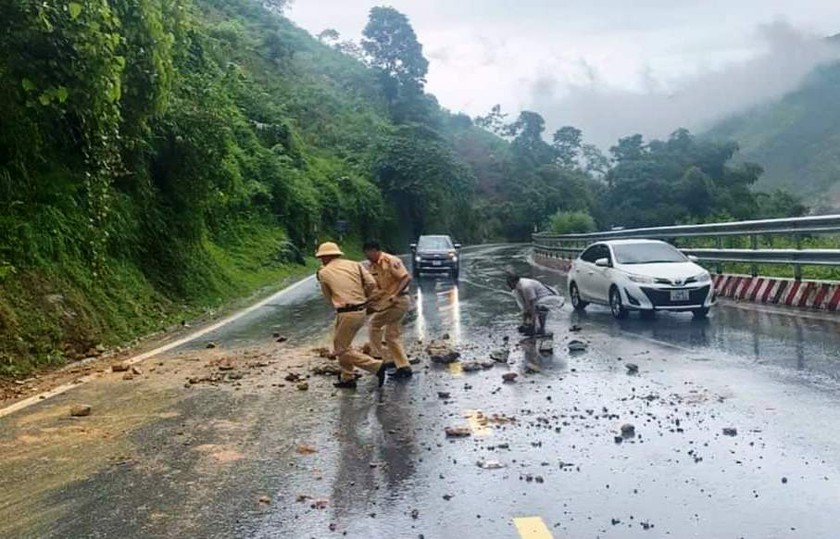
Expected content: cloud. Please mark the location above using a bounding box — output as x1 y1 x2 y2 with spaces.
528 20 840 148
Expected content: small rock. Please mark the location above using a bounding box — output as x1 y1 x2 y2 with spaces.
296 445 317 455
445 427 471 438
442 494 454 501
297 381 309 391
122 372 134 381
570 325 582 332
258 496 271 505
437 391 451 400
218 361 234 371
111 363 130 373
461 361 482 372
276 336 288 343
626 363 639 375
502 373 518 383
442 333 451 340
411 509 419 519
285 372 301 382
477 460 505 469
614 436 623 444
782 477 788 484
621 424 636 438
568 340 588 352
206 342 217 349
70 404 92 417
311 499 329 510
723 427 738 437
480 361 496 369
131 366 142 375
490 349 510 362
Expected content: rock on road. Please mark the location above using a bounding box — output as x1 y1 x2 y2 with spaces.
3 245 840 538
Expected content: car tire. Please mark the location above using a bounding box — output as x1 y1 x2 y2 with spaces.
609 287 628 319
450 265 460 281
569 282 588 311
692 307 709 319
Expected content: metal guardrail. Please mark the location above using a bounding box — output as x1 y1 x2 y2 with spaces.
532 214 840 279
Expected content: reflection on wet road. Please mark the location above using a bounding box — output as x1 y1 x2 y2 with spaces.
5 244 840 539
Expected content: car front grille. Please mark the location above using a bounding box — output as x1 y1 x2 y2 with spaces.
640 285 710 306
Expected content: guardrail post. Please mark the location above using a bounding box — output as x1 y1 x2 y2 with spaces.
715 236 723 275
793 233 802 281
750 234 758 277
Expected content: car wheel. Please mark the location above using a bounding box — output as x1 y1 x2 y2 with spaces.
692 307 709 319
450 265 460 280
569 282 588 311
609 287 628 319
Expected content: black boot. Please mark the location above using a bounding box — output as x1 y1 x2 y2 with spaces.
389 367 413 380
333 379 358 389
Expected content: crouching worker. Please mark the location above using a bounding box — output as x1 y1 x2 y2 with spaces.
315 242 393 389
506 273 565 336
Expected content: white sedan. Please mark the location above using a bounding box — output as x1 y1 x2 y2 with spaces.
567 239 715 319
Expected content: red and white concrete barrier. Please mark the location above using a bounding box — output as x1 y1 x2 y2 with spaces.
533 253 840 312
712 274 840 311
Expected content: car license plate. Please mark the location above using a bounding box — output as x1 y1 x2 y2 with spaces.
432 260 442 266
670 289 690 301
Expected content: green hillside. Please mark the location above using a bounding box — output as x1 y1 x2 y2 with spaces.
0 0 801 375
708 61 840 210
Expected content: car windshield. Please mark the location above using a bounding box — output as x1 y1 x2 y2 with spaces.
612 242 687 264
417 236 452 250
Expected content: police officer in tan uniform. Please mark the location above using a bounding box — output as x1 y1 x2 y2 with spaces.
363 241 413 379
315 242 392 389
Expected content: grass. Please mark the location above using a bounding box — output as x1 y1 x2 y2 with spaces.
0 220 319 378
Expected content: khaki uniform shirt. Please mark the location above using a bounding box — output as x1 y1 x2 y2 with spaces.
369 252 409 297
317 258 377 310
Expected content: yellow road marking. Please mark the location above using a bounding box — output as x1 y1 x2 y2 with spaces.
513 516 554 539
464 409 491 437
448 362 463 376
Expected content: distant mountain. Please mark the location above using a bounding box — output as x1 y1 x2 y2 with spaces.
707 61 840 211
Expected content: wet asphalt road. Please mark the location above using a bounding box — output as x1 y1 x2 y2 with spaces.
4 244 840 538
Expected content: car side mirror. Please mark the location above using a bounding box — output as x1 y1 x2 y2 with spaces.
687 255 698 262
454 243 462 250
410 243 417 252
595 258 611 268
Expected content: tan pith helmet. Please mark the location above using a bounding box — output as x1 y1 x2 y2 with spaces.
315 241 344 258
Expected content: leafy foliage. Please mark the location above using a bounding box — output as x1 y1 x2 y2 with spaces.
549 211 596 234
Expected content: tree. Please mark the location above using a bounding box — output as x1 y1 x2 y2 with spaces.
552 126 582 168
474 104 508 137
317 28 340 44
549 211 596 234
362 7 428 93
581 143 610 177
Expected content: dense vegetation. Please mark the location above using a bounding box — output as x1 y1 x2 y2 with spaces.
0 0 808 375
708 60 840 212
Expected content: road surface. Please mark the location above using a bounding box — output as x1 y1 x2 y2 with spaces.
3 244 840 538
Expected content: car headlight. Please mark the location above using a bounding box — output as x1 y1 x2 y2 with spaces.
694 272 711 283
627 274 655 284
415 256 421 263
451 256 458 263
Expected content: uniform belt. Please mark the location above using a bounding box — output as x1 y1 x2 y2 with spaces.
336 303 367 313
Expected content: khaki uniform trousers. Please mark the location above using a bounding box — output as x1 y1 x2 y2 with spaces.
369 295 410 369
334 310 382 381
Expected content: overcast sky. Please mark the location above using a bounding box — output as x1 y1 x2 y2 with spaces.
288 1 840 146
